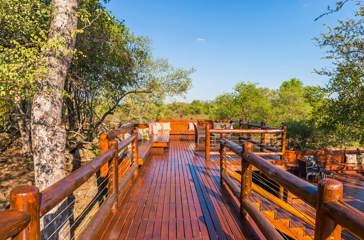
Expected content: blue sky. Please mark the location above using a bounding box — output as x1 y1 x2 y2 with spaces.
106 1 357 102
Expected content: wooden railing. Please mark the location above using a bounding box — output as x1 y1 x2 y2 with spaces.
285 148 364 172
205 125 286 161
0 133 139 240
0 209 30 240
220 138 364 240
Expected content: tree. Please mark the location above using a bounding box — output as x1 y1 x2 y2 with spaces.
315 2 364 145
210 93 238 120
31 0 78 190
232 82 273 122
0 0 50 153
273 78 313 125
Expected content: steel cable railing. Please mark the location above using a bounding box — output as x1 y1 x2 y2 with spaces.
220 138 364 240
223 153 316 239
43 165 113 240
224 153 316 230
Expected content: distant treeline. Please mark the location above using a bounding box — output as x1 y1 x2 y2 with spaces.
114 77 362 150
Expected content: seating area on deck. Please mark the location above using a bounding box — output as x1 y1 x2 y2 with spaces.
101 136 255 240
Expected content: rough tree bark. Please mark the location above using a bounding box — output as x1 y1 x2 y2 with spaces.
15 100 32 154
31 0 78 191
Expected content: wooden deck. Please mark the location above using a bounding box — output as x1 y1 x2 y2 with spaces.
101 137 256 240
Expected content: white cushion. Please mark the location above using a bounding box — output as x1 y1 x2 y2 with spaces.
124 133 131 139
346 154 357 164
137 128 144 140
136 128 149 140
161 122 171 131
213 122 222 129
151 123 161 134
360 154 364 165
188 122 195 131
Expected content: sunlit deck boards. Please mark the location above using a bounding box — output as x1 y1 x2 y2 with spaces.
101 137 250 239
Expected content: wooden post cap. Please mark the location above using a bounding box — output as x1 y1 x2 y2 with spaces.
315 179 343 240
108 140 118 150
99 133 109 151
10 185 40 240
318 178 343 203
10 185 39 207
243 142 254 153
99 133 108 141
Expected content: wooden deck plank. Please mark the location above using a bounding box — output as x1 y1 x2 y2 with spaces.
101 137 248 240
190 144 245 239
103 155 160 240
117 160 160 239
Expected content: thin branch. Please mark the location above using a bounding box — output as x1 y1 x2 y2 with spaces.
80 11 102 30
315 0 352 21
93 89 152 130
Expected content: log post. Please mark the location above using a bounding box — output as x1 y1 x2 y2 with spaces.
109 140 119 211
314 179 343 240
260 121 265 151
238 119 243 143
99 133 109 177
246 122 252 141
132 133 139 166
205 123 210 161
10 186 40 240
240 142 254 216
281 125 287 161
219 143 225 184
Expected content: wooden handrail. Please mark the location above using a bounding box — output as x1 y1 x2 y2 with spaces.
221 166 316 227
107 123 135 140
252 183 315 226
323 201 364 239
40 150 115 216
210 129 284 134
221 138 242 154
220 138 364 240
223 141 285 240
0 134 138 240
0 210 30 240
241 199 284 240
243 151 318 207
222 138 317 206
245 122 277 130
118 135 136 150
239 137 281 152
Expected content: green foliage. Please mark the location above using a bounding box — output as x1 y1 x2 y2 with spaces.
273 78 312 124
210 94 237 120
233 82 273 122
64 0 192 139
0 0 192 146
0 0 50 131
315 3 364 145
210 79 314 125
208 79 330 149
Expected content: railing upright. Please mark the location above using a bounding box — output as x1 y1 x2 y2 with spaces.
109 140 119 211
205 123 210 161
219 143 225 184
132 132 139 166
240 142 253 216
99 133 110 177
281 125 287 161
260 121 265 151
315 179 343 240
10 186 40 240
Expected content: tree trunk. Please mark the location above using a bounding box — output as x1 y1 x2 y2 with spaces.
18 114 31 154
15 100 32 155
31 0 78 191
